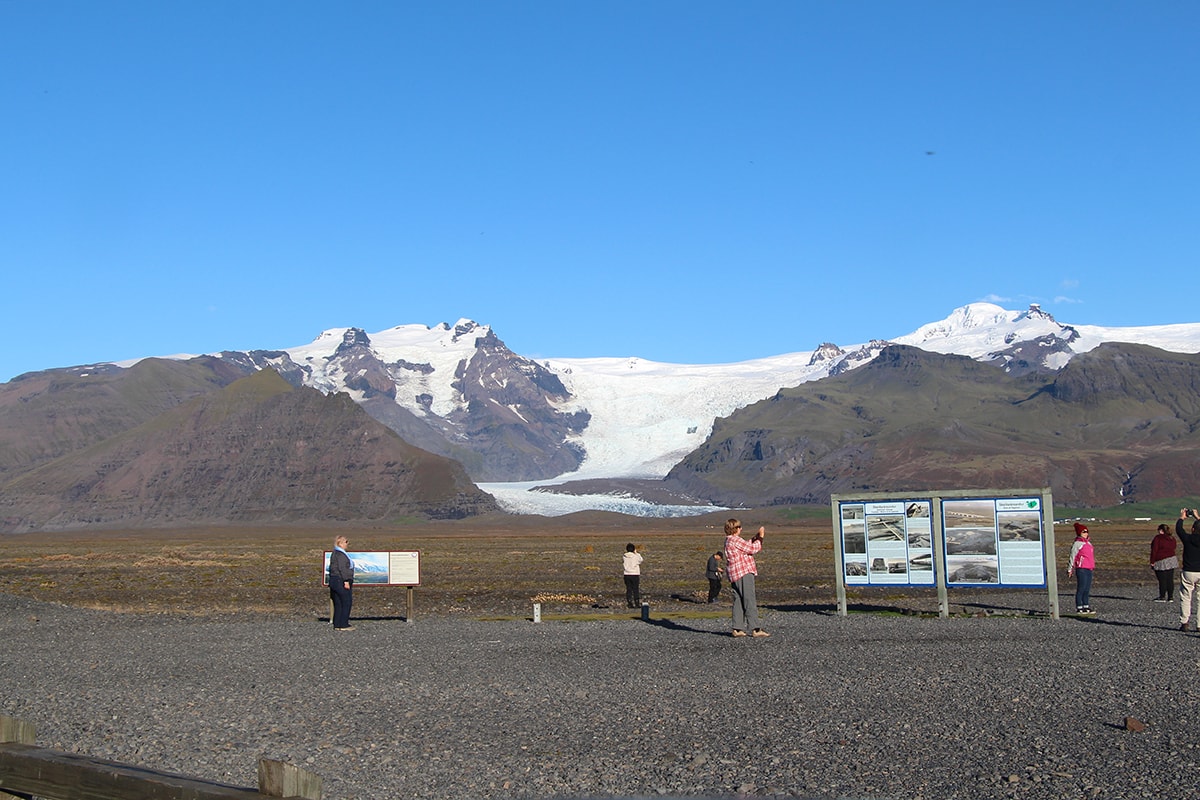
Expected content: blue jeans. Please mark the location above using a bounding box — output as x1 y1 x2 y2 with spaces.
1074 568 1093 609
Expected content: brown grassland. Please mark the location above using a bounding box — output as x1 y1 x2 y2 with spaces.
0 508 1164 620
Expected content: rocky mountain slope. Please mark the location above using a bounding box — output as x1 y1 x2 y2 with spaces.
4 302 1200 525
0 356 253 483
0 370 498 531
662 342 1200 508
220 322 590 482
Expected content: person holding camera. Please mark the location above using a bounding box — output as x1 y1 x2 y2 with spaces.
724 518 769 637
622 543 643 609
1176 509 1200 631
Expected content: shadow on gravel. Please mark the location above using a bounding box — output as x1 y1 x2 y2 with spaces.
318 615 411 623
642 616 730 637
763 602 852 615
957 600 1049 615
669 593 714 605
1064 615 1184 633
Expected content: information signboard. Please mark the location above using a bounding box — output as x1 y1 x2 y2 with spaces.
943 496 1045 587
322 550 421 586
831 488 1058 618
840 499 934 586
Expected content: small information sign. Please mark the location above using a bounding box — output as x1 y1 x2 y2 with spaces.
322 550 421 586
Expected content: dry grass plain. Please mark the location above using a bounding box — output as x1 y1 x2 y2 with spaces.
0 509 1165 620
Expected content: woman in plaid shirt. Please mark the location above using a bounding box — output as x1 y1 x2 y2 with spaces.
724 518 770 638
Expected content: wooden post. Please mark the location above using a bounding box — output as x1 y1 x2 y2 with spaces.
257 759 322 799
406 586 414 622
0 744 269 800
0 716 35 745
1 715 35 800
1043 486 1060 619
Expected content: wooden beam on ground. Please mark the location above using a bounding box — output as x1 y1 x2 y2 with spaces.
0 743 321 800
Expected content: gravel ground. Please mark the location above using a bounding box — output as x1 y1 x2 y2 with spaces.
2 588 1198 800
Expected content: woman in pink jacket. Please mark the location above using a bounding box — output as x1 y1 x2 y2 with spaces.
1068 522 1096 615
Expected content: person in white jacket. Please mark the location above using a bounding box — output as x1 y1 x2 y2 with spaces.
622 543 643 608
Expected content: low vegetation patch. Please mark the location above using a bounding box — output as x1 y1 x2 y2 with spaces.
0 514 1170 617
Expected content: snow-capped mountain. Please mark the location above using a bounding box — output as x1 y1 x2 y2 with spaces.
892 303 1200 371
109 302 1200 516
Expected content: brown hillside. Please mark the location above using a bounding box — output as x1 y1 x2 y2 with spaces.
665 343 1200 508
0 370 499 532
0 356 253 481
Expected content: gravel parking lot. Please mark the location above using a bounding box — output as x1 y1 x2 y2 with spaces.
2 588 1196 800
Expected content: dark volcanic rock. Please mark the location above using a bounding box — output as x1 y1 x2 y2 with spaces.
1 590 1195 800
443 330 590 481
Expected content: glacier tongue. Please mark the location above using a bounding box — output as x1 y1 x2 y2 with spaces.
478 480 727 517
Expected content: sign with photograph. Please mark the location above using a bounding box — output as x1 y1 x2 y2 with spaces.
942 496 1045 586
834 493 1048 588
322 550 421 586
832 488 1057 618
839 500 934 586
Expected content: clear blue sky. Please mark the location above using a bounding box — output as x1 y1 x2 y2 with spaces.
3 1 1197 381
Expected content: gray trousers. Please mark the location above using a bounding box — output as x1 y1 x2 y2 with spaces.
731 573 759 632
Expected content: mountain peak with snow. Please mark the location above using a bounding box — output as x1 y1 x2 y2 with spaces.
894 303 1058 353
56 302 1200 517
1019 302 1057 322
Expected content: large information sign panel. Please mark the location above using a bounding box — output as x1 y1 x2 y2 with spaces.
833 488 1057 618
840 500 934 586
943 497 1045 586
835 493 1048 588
322 550 421 586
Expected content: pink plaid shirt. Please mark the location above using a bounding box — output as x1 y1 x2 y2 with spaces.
724 534 761 583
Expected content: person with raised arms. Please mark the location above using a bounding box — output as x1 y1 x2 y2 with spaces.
724 519 769 638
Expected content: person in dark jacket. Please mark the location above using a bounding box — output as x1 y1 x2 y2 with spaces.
1175 510 1200 631
328 535 355 630
705 551 724 603
1150 523 1178 602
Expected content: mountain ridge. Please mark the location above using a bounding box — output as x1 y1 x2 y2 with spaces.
4 302 1200 524
0 369 499 531
661 342 1200 508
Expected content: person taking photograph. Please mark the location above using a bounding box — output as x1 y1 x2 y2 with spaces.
724 519 769 638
